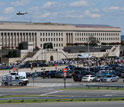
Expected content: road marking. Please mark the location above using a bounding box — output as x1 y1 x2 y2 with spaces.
28 83 72 87
104 94 113 96
40 90 63 96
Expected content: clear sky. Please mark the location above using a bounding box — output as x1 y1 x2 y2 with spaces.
0 0 124 34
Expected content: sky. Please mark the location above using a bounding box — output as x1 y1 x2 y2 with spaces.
0 0 124 34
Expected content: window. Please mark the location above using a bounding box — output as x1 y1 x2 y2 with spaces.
1 33 3 36
43 33 45 36
26 33 28 36
61 33 63 36
23 33 25 36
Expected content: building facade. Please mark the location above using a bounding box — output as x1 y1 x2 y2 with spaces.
0 22 121 50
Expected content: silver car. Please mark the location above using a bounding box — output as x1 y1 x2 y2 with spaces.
101 75 119 82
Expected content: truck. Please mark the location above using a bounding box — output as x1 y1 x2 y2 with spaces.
2 72 29 86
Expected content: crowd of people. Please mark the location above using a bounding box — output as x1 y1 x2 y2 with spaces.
0 57 124 70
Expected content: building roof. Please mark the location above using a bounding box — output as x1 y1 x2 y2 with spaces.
0 21 121 32
75 24 114 28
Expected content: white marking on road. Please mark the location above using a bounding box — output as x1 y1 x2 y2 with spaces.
104 94 113 96
28 83 72 87
40 90 63 96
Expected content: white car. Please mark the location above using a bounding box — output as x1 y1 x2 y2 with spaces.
82 75 95 82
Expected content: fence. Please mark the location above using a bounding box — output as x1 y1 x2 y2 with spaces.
0 95 124 103
86 84 124 89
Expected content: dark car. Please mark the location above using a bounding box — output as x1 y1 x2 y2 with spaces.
72 67 90 82
31 72 39 77
41 71 49 78
26 72 32 78
55 71 64 78
65 65 76 70
48 70 57 78
72 70 82 82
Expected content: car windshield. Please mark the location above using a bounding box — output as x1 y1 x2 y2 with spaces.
83 76 89 78
106 76 112 78
19 76 25 79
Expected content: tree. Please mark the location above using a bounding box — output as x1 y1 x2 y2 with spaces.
88 36 99 46
18 43 24 50
43 43 53 49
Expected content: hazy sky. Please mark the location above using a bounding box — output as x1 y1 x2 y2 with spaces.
0 0 124 34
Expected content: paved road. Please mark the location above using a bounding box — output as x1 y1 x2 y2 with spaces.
0 77 124 97
0 82 124 98
0 102 124 107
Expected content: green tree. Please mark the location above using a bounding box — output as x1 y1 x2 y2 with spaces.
43 43 53 49
88 36 99 46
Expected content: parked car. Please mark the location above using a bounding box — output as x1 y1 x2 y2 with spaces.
101 75 119 82
48 70 58 78
55 71 64 78
26 72 32 78
82 75 95 82
72 67 90 82
73 71 82 82
92 76 103 82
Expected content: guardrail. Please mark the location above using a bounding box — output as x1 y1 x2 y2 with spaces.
85 84 124 89
0 96 124 102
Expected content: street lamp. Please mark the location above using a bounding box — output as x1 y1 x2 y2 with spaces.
87 40 90 73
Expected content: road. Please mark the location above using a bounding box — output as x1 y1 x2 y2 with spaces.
0 102 124 107
0 78 124 98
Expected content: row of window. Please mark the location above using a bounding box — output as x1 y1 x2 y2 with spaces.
75 37 120 41
75 32 120 36
40 43 63 47
40 33 63 36
40 38 63 42
1 36 35 41
1 35 36 45
0 32 120 37
0 32 37 36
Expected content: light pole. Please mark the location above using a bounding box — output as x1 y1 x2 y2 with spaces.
88 40 90 73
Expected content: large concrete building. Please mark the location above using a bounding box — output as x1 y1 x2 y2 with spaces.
0 22 121 65
0 22 121 50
